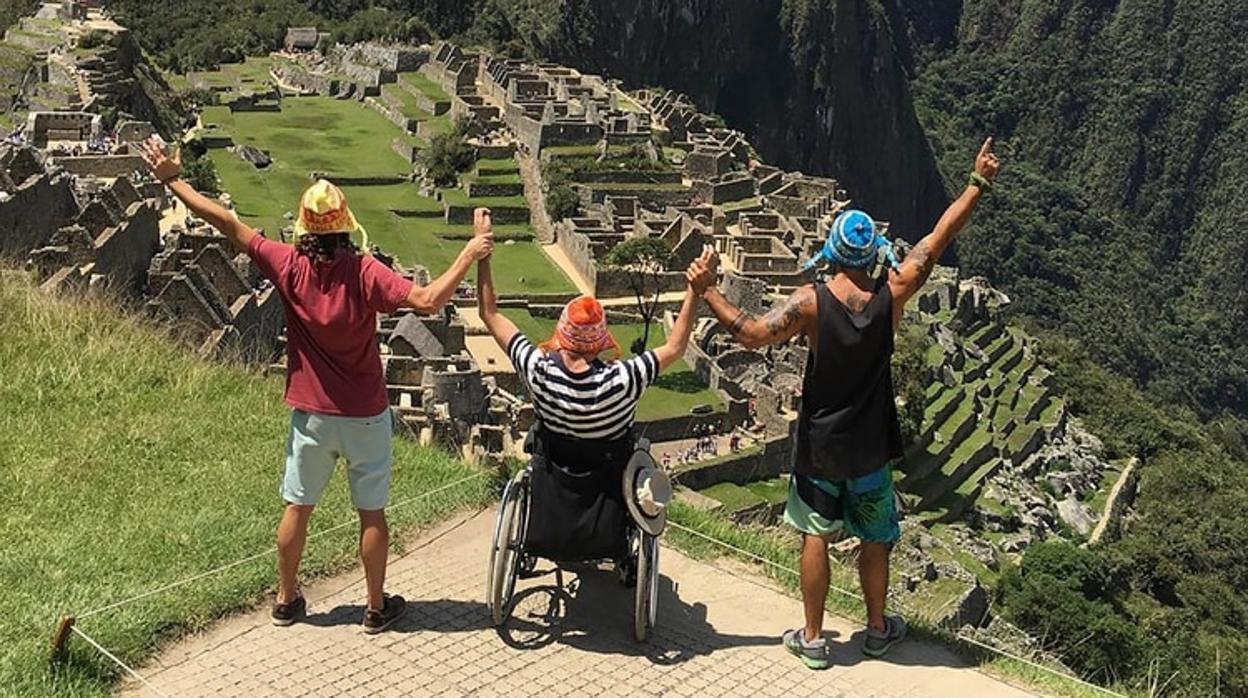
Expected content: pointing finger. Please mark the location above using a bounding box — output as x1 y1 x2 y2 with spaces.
978 136 993 159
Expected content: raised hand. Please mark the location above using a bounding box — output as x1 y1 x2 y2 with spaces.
467 208 495 261
139 136 182 184
975 137 1000 181
473 206 493 238
687 245 719 296
698 243 720 273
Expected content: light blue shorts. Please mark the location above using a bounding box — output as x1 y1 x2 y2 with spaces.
282 408 394 511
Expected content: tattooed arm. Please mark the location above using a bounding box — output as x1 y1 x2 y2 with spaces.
701 285 817 350
889 136 1000 326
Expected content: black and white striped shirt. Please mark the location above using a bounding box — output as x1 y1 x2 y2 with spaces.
508 334 659 441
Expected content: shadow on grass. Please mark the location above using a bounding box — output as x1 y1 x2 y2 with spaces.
653 370 706 395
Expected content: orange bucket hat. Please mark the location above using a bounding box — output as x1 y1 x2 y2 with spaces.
541 296 620 358
291 179 369 248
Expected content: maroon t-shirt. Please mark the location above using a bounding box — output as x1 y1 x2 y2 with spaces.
248 236 413 417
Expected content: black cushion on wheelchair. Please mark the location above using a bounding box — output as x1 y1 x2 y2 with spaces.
523 428 633 563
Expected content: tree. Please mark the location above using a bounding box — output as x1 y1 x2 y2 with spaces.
997 541 1146 683
545 183 578 220
182 152 220 195
603 237 672 354
417 118 475 187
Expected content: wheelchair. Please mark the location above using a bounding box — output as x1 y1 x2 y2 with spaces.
485 435 661 642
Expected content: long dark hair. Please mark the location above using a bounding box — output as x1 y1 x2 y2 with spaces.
296 233 358 265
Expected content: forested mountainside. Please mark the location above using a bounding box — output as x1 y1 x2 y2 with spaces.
900 0 1248 422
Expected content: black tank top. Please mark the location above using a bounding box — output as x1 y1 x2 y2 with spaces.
793 279 904 480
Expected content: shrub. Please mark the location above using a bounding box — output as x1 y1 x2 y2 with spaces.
545 184 579 221
182 152 220 195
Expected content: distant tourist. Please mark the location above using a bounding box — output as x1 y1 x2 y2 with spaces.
686 138 1001 668
138 137 494 634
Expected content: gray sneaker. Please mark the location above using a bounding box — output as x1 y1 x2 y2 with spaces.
782 628 830 670
862 614 907 658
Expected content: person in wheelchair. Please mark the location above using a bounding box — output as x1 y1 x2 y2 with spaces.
474 208 712 570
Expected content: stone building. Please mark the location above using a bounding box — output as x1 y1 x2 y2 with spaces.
145 228 284 363
476 51 649 155
284 27 320 53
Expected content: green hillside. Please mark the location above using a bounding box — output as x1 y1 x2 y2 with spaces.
0 271 493 696
906 0 1248 422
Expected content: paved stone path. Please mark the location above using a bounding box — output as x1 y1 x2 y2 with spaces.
121 509 1036 697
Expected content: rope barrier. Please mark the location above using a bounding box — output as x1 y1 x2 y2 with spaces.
70 625 169 698
77 471 488 621
666 521 864 603
664 520 1127 698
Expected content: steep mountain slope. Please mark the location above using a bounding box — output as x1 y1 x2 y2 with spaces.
900 0 1248 418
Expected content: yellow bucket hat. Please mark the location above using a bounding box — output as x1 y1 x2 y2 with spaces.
291 179 369 248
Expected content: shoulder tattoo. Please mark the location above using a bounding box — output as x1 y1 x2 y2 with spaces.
761 290 812 337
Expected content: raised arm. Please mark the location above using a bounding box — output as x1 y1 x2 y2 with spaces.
652 245 714 370
692 249 815 350
889 137 1000 320
404 207 493 314
140 137 257 251
473 210 519 349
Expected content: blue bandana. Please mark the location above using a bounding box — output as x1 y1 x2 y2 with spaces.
805 210 900 272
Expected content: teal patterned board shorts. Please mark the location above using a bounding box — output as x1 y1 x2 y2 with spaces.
783 464 901 544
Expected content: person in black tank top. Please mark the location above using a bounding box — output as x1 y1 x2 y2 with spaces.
688 138 1001 666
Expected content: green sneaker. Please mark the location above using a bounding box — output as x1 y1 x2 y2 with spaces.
862 614 907 658
782 628 830 670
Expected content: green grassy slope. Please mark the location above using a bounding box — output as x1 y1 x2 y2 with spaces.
0 271 493 696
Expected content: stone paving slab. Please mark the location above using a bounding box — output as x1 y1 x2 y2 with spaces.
121 509 1037 697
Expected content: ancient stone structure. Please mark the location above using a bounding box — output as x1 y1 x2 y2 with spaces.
145 227 285 362
284 27 321 53
477 51 650 155
26 111 100 146
553 197 712 297
377 307 528 463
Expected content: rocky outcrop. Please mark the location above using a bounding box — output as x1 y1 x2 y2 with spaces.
72 21 186 134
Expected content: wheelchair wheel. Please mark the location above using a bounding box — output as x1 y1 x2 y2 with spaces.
488 469 529 626
633 532 659 642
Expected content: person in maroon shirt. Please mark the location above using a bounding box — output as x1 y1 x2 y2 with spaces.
141 139 493 633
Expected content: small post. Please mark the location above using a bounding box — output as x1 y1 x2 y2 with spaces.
50 615 75 662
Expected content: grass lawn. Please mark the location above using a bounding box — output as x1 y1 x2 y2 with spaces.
0 270 493 697
398 72 450 102
499 310 724 421
721 197 762 213
204 97 573 296
203 98 409 178
698 482 764 512
188 57 277 96
744 477 789 504
475 160 520 176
